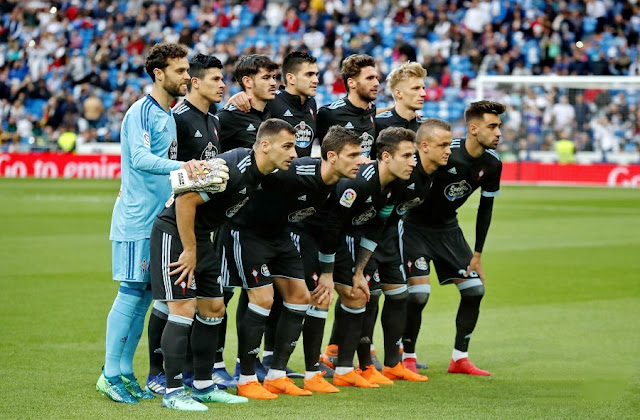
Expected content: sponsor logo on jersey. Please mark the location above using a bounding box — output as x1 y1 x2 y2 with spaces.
194 130 203 138
143 132 151 148
225 197 249 217
448 167 457 174
339 188 357 208
352 207 376 225
344 121 354 129
415 257 428 271
395 197 424 215
169 139 178 160
298 195 307 201
294 120 314 148
288 207 316 222
246 123 256 131
283 109 293 117
444 180 472 201
261 264 271 277
202 142 217 160
360 132 374 156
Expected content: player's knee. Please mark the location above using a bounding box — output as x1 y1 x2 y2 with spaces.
340 302 366 317
197 299 226 318
283 301 310 317
382 285 408 300
289 286 310 306
457 279 485 298
249 294 274 310
408 284 431 305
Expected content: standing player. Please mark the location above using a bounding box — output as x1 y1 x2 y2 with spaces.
216 54 278 151
314 127 417 387
375 62 426 135
317 54 378 157
149 119 298 411
146 53 231 394
399 101 506 376
224 126 363 399
96 43 210 403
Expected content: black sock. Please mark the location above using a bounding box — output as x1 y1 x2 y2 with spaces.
264 289 284 354
336 305 365 368
191 314 221 381
328 297 342 346
235 289 249 360
215 290 235 364
403 290 430 354
303 308 327 371
161 316 192 389
270 303 306 371
148 306 167 375
381 292 408 367
238 304 268 376
183 325 194 376
454 284 485 352
357 292 380 367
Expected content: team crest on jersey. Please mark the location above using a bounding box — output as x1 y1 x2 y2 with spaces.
143 132 151 148
415 257 428 271
395 197 424 215
169 139 178 160
372 269 380 283
294 121 314 148
201 142 218 160
360 132 374 156
444 180 472 201
261 264 271 277
288 207 316 223
352 207 376 225
339 189 357 208
226 197 249 217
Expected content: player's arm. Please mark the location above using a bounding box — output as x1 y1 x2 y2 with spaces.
465 194 494 283
168 191 205 288
126 112 210 178
351 239 374 301
225 91 251 112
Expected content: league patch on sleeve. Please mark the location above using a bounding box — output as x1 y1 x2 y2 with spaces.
143 132 151 148
339 188 357 208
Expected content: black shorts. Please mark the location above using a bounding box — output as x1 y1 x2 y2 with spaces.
398 220 480 285
150 226 223 301
291 230 355 292
364 227 405 288
222 225 305 289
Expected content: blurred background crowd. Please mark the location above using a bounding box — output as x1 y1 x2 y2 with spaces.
1 0 639 157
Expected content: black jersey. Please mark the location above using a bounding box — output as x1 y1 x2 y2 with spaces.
173 100 222 161
317 97 376 158
230 157 334 237
375 108 423 135
391 152 437 224
315 161 404 255
405 137 502 229
216 104 271 152
267 88 317 157
154 148 265 239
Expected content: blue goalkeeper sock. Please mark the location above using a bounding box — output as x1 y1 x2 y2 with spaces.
104 285 143 378
120 288 152 376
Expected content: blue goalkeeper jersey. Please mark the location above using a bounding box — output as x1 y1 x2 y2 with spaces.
110 95 182 242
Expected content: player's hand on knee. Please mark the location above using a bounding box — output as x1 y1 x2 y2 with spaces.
465 252 485 284
168 249 197 288
312 273 335 305
351 272 371 302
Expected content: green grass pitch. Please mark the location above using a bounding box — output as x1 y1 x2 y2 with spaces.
0 179 638 419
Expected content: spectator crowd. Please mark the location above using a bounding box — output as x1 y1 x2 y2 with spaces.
1 0 639 156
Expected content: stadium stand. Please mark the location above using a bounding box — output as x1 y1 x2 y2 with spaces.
0 0 638 156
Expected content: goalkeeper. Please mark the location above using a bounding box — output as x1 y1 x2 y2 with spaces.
149 118 298 411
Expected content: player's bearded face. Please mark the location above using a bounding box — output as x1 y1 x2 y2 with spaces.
162 57 190 97
397 77 426 111
252 68 277 101
353 66 379 103
334 143 364 179
476 114 502 150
